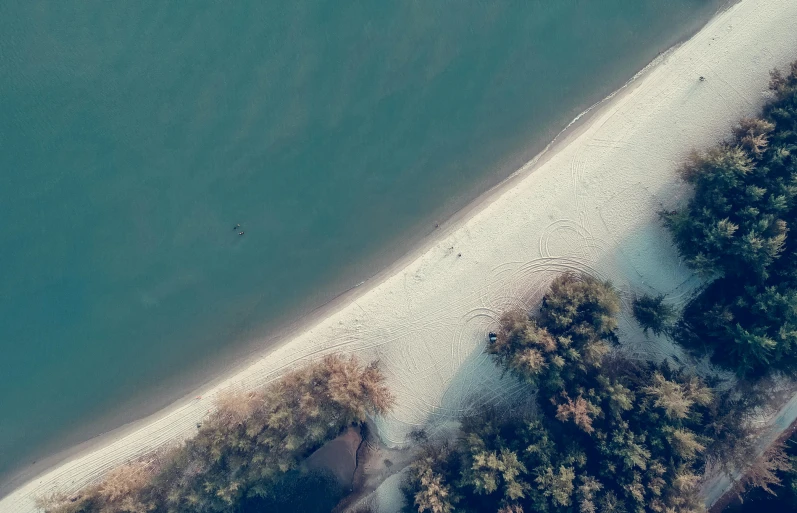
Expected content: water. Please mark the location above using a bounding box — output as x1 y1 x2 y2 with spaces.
0 0 725 486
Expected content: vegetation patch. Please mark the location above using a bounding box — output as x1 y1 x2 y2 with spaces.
665 61 797 377
404 274 757 513
724 429 797 512
633 294 677 337
39 355 392 513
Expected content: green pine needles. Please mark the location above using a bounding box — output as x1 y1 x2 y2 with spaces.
666 61 797 376
404 274 729 513
632 294 676 337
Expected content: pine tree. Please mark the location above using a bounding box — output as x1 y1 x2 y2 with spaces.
632 294 676 337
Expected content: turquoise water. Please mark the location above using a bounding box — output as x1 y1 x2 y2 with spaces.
0 1 724 486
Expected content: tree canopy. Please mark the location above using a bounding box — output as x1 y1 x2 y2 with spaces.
41 355 392 513
666 61 797 376
405 274 733 513
633 294 676 337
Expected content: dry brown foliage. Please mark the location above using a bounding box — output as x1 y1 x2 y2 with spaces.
324 356 394 418
213 388 260 428
643 372 712 420
40 454 165 513
92 461 156 513
732 117 775 159
769 60 797 96
738 441 792 497
555 394 599 434
678 145 753 184
413 466 454 513
668 429 706 460
39 355 392 513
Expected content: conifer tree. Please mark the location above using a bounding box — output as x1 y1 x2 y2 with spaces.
632 294 676 336
668 60 797 376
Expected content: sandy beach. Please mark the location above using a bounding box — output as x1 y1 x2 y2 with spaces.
4 0 797 510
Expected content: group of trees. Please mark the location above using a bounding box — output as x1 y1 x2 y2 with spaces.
41 355 392 513
405 274 747 513
728 432 797 512
403 60 797 513
664 61 797 376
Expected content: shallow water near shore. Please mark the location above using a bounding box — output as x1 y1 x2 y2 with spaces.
0 0 725 486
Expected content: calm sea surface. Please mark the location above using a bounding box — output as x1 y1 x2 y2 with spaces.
0 0 724 485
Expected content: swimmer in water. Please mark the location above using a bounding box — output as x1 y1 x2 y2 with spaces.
238 231 245 236
233 223 241 230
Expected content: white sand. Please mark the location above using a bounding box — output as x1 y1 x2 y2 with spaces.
4 0 797 510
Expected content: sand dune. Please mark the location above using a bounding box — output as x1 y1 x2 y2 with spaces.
3 0 797 510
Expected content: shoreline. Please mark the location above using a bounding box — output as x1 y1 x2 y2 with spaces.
0 39 675 501
0 5 726 494
0 13 698 501
4 0 797 509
